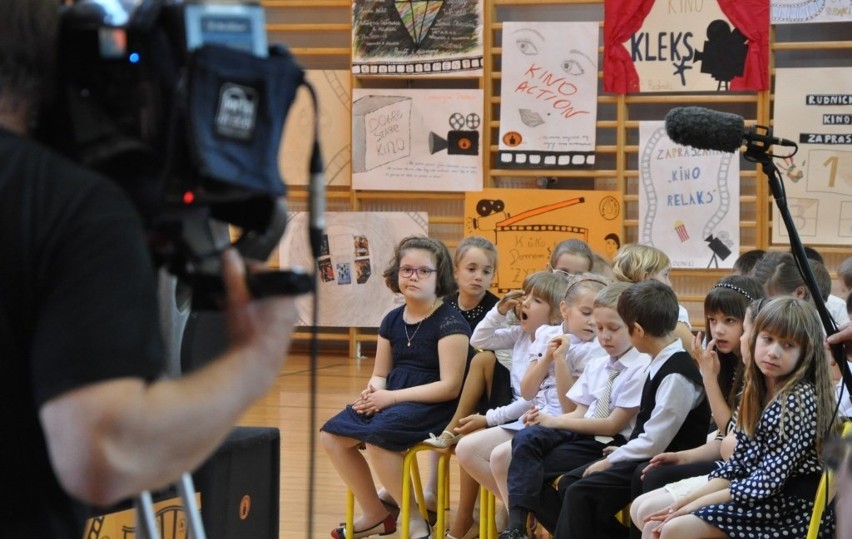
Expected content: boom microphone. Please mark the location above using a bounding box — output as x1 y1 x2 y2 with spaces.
664 107 797 153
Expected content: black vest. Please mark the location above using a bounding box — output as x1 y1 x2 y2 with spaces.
629 351 710 452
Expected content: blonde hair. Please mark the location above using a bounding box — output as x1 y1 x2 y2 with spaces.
594 281 632 310
455 235 497 268
737 297 837 454
563 273 610 305
550 239 593 272
524 271 569 324
612 244 671 283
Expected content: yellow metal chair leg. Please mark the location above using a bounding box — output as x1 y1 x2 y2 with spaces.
434 450 451 539
346 442 451 539
401 444 432 538
479 486 497 539
807 421 852 539
345 488 355 539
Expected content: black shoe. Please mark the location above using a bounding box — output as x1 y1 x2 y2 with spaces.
497 528 529 539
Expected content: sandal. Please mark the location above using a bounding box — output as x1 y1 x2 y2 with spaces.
376 487 437 525
423 430 462 449
330 513 396 539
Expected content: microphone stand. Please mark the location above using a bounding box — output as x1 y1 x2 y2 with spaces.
744 138 852 402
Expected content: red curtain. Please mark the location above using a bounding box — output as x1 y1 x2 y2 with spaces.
603 0 656 93
717 0 770 91
603 0 770 93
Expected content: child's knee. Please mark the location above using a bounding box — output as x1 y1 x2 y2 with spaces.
489 442 512 474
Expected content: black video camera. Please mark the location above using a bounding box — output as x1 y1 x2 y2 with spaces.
40 0 315 307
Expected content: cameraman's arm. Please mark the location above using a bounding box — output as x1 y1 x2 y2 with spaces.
39 250 298 506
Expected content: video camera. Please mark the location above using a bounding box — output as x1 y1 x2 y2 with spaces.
40 0 316 307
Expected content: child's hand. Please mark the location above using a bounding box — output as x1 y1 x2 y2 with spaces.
524 406 554 427
353 384 395 415
641 452 681 478
455 413 488 434
352 384 376 415
692 331 720 381
645 502 688 537
548 335 570 361
498 290 524 317
582 457 612 477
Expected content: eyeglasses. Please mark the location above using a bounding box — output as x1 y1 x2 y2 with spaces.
399 266 437 278
548 266 576 279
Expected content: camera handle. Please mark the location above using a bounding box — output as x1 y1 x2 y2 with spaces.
746 144 852 404
134 472 206 539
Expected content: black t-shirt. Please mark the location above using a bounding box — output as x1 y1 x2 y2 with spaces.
0 128 164 537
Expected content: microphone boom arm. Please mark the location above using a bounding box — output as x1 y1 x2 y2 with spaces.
748 147 852 403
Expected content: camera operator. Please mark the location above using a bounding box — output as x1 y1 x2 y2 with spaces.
0 1 298 536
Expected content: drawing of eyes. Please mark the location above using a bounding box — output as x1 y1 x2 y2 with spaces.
561 49 595 77
561 59 584 75
516 38 539 55
512 28 545 56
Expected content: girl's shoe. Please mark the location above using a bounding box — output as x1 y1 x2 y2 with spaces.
446 524 479 539
330 514 396 539
409 517 432 539
423 430 462 449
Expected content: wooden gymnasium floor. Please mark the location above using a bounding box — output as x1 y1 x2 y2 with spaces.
239 350 468 539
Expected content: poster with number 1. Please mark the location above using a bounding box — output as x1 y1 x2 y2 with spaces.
772 67 852 245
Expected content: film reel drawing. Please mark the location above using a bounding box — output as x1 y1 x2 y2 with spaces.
639 126 664 244
498 150 595 168
429 112 481 156
352 56 483 75
772 0 826 22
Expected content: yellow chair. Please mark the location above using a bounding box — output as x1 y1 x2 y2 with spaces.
807 420 852 539
345 443 453 539
478 485 498 539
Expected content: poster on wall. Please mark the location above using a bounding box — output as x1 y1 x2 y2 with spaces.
352 0 483 76
772 0 852 24
497 21 599 169
602 0 769 94
278 212 428 327
351 88 483 191
638 121 740 269
464 188 623 292
279 70 351 187
772 67 852 245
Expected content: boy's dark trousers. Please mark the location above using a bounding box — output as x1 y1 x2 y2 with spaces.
553 458 649 539
507 425 606 533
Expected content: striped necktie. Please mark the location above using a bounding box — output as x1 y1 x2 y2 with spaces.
593 367 621 418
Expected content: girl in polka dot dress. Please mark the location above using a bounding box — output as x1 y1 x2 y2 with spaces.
646 296 839 538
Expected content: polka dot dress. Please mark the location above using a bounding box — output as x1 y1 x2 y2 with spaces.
693 382 836 538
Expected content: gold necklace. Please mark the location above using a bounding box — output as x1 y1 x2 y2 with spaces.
403 299 439 347
404 318 424 348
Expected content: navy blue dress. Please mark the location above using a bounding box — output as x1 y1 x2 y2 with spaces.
321 302 470 451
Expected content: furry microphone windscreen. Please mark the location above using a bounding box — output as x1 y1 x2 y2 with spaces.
664 106 745 153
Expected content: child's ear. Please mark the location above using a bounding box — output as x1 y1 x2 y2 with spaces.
631 322 645 337
794 286 807 299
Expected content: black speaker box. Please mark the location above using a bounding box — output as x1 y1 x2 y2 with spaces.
193 426 280 539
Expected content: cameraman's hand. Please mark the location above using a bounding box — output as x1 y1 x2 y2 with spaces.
222 249 298 375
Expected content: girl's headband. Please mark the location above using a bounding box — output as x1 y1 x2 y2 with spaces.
713 282 754 301
564 277 609 299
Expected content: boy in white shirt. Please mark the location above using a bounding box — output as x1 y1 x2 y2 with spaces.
494 282 650 538
553 280 710 539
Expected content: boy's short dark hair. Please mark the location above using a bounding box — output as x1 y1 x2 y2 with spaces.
810 260 832 302
732 249 765 275
617 280 678 337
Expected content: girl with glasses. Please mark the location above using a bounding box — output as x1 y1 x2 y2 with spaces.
321 236 470 539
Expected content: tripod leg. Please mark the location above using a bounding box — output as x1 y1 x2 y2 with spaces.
178 472 208 539
135 491 158 539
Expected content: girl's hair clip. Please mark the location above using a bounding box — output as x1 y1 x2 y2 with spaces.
713 282 753 301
